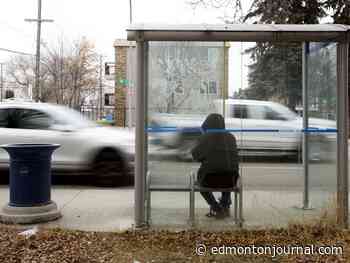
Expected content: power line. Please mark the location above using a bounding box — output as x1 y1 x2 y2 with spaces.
0 47 34 56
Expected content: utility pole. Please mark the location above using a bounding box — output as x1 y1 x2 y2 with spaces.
25 0 53 102
129 0 133 24
0 63 3 102
99 55 103 120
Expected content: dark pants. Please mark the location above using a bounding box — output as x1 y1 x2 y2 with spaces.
197 171 238 212
200 191 231 211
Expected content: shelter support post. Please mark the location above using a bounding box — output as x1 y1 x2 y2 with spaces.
336 42 349 228
302 42 311 209
135 38 148 228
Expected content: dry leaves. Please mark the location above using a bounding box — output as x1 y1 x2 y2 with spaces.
0 223 348 263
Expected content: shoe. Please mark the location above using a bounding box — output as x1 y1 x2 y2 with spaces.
205 207 226 219
218 197 231 217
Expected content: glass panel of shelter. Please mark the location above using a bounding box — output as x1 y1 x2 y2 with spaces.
307 42 337 213
236 42 304 227
147 41 229 226
146 40 337 227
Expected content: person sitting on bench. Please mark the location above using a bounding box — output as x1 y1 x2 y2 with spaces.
191 113 239 218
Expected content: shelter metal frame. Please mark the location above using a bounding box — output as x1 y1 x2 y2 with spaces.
127 24 350 228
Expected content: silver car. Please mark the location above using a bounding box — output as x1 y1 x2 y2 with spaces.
0 102 134 186
150 99 336 160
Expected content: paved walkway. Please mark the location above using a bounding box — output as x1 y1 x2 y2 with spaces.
0 186 335 232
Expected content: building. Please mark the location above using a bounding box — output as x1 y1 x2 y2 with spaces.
1 82 32 101
80 68 115 121
114 39 136 127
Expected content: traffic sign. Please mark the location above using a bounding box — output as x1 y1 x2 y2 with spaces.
119 79 129 86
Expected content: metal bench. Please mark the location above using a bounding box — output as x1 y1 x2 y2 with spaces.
145 171 243 227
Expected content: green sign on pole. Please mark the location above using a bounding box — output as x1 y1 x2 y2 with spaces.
119 79 129 86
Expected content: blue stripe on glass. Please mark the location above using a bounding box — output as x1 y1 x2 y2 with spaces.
303 128 337 133
146 127 338 133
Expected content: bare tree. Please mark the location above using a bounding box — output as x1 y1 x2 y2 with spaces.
6 56 34 99
187 0 243 23
6 37 99 108
6 54 50 100
149 43 223 114
6 56 34 88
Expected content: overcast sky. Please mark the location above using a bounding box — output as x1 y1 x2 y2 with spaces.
0 0 253 93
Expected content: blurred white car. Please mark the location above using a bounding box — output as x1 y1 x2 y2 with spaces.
150 99 336 159
0 102 134 186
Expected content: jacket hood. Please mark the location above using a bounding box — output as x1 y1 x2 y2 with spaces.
201 113 225 130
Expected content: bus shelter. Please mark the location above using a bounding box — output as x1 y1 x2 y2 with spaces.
127 24 349 229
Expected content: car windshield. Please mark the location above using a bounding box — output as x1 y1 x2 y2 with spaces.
49 105 97 128
215 99 298 120
272 103 298 120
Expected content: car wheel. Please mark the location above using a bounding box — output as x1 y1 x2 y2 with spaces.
91 150 128 186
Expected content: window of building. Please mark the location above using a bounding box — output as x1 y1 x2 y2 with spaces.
105 94 115 106
200 80 218 95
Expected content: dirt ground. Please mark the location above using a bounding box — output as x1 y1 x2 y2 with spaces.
0 217 348 263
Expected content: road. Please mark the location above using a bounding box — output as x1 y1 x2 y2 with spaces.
0 141 333 191
47 159 337 192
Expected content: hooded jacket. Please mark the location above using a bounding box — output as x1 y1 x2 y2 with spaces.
191 113 239 186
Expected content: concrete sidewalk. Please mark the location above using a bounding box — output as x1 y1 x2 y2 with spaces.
0 186 134 232
0 185 335 232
